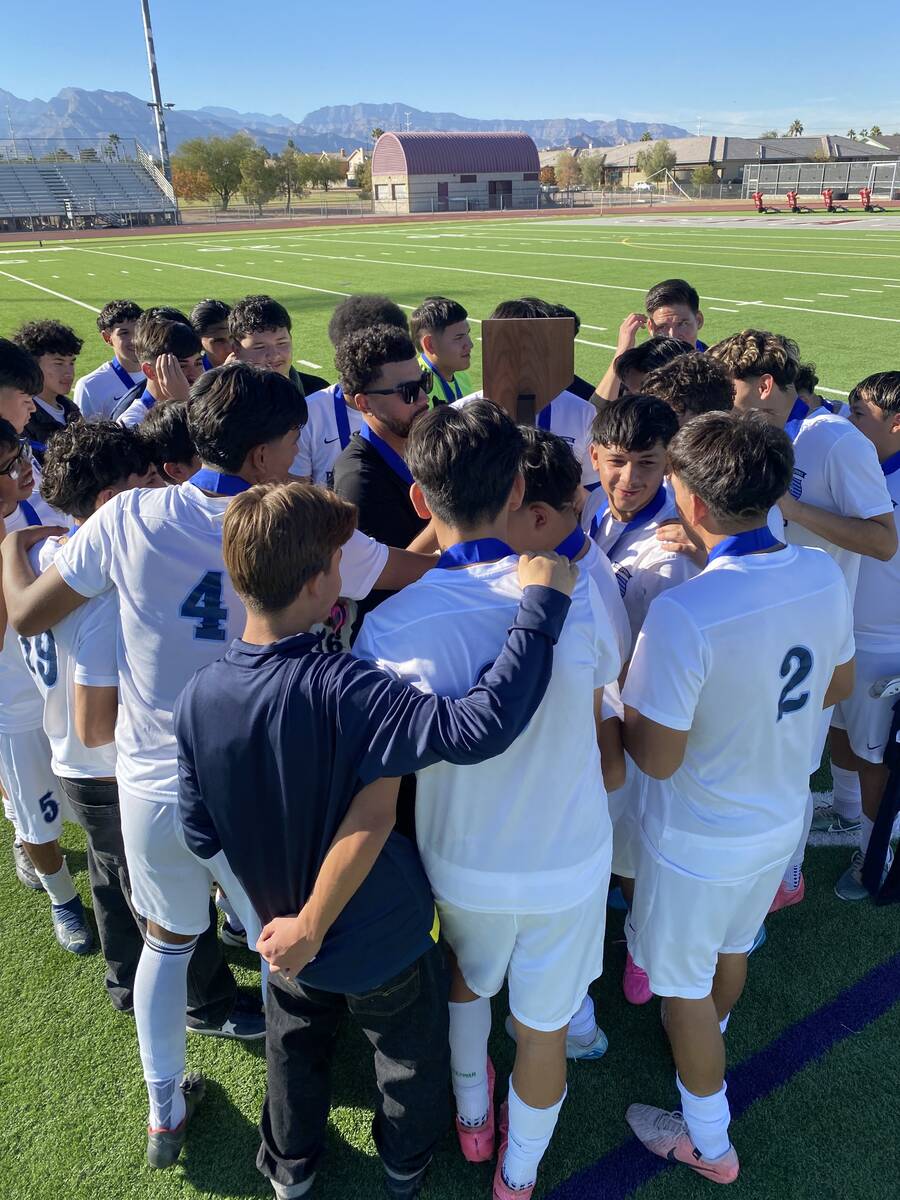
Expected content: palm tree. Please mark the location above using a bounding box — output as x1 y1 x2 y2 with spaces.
787 119 804 137
870 125 883 140
847 128 857 140
105 132 122 161
370 127 385 145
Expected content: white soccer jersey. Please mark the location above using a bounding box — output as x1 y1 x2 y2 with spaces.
292 385 364 486
0 497 62 735
74 360 145 421
579 536 632 664
582 486 698 647
354 555 621 914
455 390 599 486
853 459 900 651
623 543 854 882
116 392 155 429
19 537 119 780
785 410 892 597
54 482 389 801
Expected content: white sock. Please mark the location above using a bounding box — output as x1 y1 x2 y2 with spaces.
783 791 814 886
860 814 875 856
719 1013 730 1034
831 766 862 820
676 1074 731 1160
37 857 77 907
134 931 196 1130
502 1079 566 1190
215 887 245 933
568 993 597 1043
449 997 491 1126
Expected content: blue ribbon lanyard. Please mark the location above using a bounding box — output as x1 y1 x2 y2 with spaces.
18 499 42 527
419 352 462 405
111 356 136 390
880 449 900 477
707 526 780 564
189 468 251 496
784 397 810 442
359 423 413 485
140 389 157 411
555 525 586 560
537 404 552 431
590 485 667 560
201 352 213 372
332 385 351 451
435 538 515 569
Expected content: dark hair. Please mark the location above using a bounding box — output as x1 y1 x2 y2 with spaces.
143 305 191 325
409 296 469 347
190 298 231 334
591 394 679 451
229 294 292 340
849 371 900 417
794 362 819 394
0 337 44 394
335 324 418 396
134 316 202 364
12 319 83 358
668 410 794 525
545 302 581 337
519 427 581 509
488 297 548 320
708 329 800 389
187 362 306 473
97 300 142 332
40 420 150 519
614 336 693 382
406 400 524 528
641 352 735 419
0 416 20 453
328 294 408 347
645 278 700 315
137 400 196 470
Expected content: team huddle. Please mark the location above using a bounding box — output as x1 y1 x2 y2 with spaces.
1 273 898 1200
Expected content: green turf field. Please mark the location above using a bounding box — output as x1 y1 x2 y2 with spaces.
1 214 900 1200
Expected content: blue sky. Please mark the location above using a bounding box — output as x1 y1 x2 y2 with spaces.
5 0 900 136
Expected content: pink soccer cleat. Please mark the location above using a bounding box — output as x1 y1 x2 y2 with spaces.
623 953 653 1005
493 1101 537 1199
768 873 805 913
626 1104 740 1184
455 1057 496 1163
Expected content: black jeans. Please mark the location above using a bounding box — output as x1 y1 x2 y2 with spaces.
257 940 450 1191
59 776 237 1022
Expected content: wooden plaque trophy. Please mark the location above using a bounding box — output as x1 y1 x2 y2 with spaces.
480 317 575 425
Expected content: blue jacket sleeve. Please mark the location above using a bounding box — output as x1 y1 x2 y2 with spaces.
351 584 570 783
174 685 224 861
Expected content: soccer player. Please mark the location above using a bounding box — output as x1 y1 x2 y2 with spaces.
26 420 161 1007
641 351 735 425
828 372 900 898
73 300 145 420
137 401 201 484
594 278 707 403
710 331 896 908
0 417 92 951
113 317 204 428
229 294 328 397
190 298 233 370
12 319 83 462
293 293 409 487
613 336 693 397
794 361 849 419
354 401 621 1200
0 337 40 436
622 411 854 1183
2 363 448 1169
175 481 576 1200
410 296 474 406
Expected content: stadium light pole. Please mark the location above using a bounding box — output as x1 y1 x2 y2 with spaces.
139 0 173 183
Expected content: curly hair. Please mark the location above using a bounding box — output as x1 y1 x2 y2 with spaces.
13 319 83 359
708 330 800 389
794 362 819 394
97 300 142 333
335 324 418 396
40 420 151 519
641 351 735 418
328 294 408 347
229 294 292 340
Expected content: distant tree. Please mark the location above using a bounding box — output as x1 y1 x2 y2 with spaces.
787 119 804 137
103 132 122 162
540 164 557 186
312 157 346 191
846 128 857 140
370 126 385 144
692 164 717 188
812 147 831 162
639 131 653 142
579 154 607 189
635 138 677 182
869 124 883 140
172 164 211 201
277 139 305 210
354 158 372 199
555 151 580 189
173 133 255 209
240 147 280 214
79 147 99 162
760 130 778 138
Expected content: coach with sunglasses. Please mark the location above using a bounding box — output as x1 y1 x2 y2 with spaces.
333 324 432 632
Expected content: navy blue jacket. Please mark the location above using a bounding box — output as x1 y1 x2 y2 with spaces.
175 584 569 993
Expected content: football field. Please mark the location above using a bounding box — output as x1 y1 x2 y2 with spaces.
2 213 900 1200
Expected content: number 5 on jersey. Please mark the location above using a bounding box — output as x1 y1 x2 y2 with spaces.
180 571 228 641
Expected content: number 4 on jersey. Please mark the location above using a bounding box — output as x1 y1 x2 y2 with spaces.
180 571 228 642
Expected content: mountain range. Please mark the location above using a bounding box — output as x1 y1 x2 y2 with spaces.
0 88 688 154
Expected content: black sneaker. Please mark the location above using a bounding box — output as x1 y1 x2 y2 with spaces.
384 1158 431 1199
13 841 43 890
220 919 248 949
146 1073 206 1169
186 991 265 1040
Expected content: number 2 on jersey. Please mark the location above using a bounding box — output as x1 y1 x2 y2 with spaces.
180 571 228 642
777 646 813 722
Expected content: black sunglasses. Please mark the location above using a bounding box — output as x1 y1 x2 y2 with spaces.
0 440 27 478
363 369 432 406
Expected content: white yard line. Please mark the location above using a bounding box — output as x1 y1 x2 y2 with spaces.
0 269 100 313
783 296 816 302
297 359 323 369
709 306 739 313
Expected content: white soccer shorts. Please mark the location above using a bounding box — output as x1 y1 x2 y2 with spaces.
609 755 641 879
832 648 900 766
0 726 61 845
436 875 609 1032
